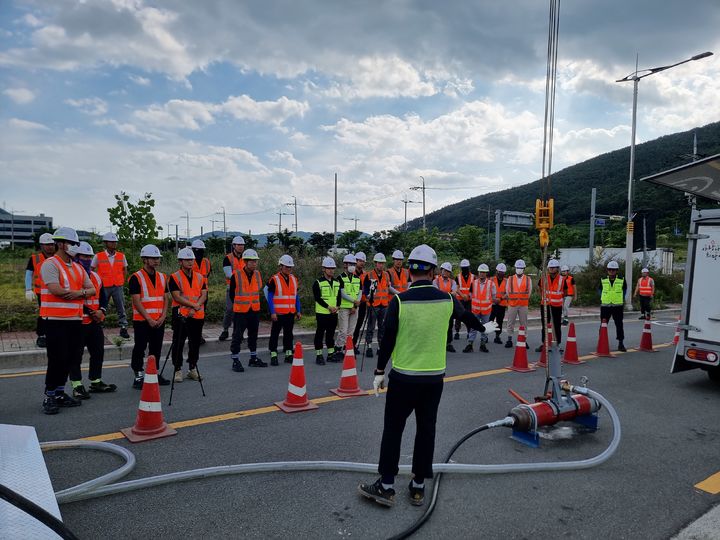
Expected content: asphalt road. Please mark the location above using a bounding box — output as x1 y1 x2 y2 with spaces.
2 317 719 539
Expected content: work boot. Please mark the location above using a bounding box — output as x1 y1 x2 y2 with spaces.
526 342 530 350
42 395 59 415
36 336 47 348
200 336 207 345
55 392 81 407
119 327 130 339
446 344 456 353
358 478 396 507
186 368 202 381
365 348 373 358
316 355 326 366
505 338 513 349
284 353 293 364
218 329 229 341
493 335 503 344
331 350 344 362
232 359 245 372
89 381 117 393
72 385 91 400
133 374 144 389
249 357 268 367
462 343 473 353
479 343 489 353
158 374 171 386
408 480 425 506
562 318 569 326
174 370 183 383
270 356 279 366
354 347 360 355
618 341 627 352
454 332 460 340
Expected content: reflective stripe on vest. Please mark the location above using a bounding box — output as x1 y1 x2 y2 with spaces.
434 276 454 293
471 279 494 315
455 273 474 301
507 275 530 307
225 255 245 285
639 277 654 296
172 270 205 319
601 278 624 306
316 278 340 314
564 274 575 296
31 252 46 294
193 258 211 278
82 271 102 325
390 267 409 293
133 269 167 321
272 273 298 314
233 269 261 313
340 274 361 309
95 251 126 287
39 256 84 319
391 286 454 375
368 270 390 307
492 276 507 307
542 274 565 307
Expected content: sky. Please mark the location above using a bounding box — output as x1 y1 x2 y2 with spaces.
1 0 719 239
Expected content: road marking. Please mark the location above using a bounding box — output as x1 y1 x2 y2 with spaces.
695 471 720 494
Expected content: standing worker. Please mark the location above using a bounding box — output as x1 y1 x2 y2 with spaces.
92 232 129 338
25 232 56 348
191 239 211 345
465 264 496 353
69 242 116 398
489 263 508 344
219 236 246 341
229 249 266 371
536 259 566 352
357 244 490 507
560 265 576 325
129 244 171 389
453 259 474 340
504 259 533 349
39 227 95 414
169 247 208 383
351 252 368 354
600 260 627 352
388 250 409 295
634 267 655 319
336 254 362 359
266 254 301 366
433 262 457 353
363 253 390 358
313 257 341 365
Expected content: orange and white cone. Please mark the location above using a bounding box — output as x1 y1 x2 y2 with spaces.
638 316 656 352
673 316 681 345
275 342 319 413
331 336 366 397
507 326 535 372
562 322 584 364
121 355 177 443
593 319 614 357
535 323 553 368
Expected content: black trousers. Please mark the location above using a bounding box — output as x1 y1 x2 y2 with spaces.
639 295 653 317
315 313 338 350
269 313 295 354
454 300 472 334
172 310 204 369
540 305 563 344
379 374 444 483
600 306 625 341
352 302 367 346
446 319 453 345
132 320 166 373
231 311 260 354
489 304 506 334
36 296 45 337
69 322 105 382
44 319 83 392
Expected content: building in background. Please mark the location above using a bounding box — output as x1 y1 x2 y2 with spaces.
0 208 53 248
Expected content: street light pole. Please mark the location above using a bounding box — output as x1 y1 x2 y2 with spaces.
409 177 426 231
400 196 420 231
616 50 712 309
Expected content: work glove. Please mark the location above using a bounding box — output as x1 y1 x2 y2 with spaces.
481 321 498 334
25 290 36 302
373 371 386 397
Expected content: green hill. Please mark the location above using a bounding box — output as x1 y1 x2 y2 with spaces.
410 121 720 232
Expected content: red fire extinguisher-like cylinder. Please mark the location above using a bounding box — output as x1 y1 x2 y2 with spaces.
508 395 601 432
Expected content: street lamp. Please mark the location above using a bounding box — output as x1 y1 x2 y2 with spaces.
616 50 713 308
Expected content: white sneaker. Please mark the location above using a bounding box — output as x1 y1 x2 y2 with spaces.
187 368 202 381
174 370 183 383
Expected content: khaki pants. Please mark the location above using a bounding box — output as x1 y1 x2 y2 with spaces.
506 305 529 338
337 307 359 350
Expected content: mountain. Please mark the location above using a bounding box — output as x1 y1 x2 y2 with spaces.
408 122 720 232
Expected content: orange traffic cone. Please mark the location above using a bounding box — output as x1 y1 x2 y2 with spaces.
562 322 584 364
638 316 656 352
535 323 553 368
121 356 177 443
331 336 366 398
593 319 614 357
673 316 681 345
275 342 319 413
507 326 535 372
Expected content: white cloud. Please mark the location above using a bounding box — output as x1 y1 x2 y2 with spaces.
132 99 217 130
267 150 301 168
222 95 308 125
65 97 108 116
94 119 163 141
3 87 35 104
129 74 151 86
7 118 49 130
20 14 42 28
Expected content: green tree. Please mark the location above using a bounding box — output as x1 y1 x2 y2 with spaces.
337 230 362 250
307 232 335 254
107 192 158 248
277 229 304 250
265 234 278 247
452 225 485 260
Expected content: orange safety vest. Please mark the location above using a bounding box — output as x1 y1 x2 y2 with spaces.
638 276 654 296
357 270 368 301
491 275 508 307
471 279 494 315
389 267 409 294
434 276 454 293
82 271 102 325
172 270 205 320
225 254 245 285
95 251 126 287
193 258 211 278
39 256 85 319
455 273 474 301
271 272 298 315
233 269 262 313
564 274 575 296
367 269 390 307
507 275 531 307
132 269 167 321
541 274 565 307
30 252 46 294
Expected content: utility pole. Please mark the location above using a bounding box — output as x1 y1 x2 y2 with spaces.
277 211 292 233
200 225 204 238
210 219 221 237
175 224 179 252
494 210 501 260
286 196 298 232
344 216 359 230
410 176 426 231
185 211 190 240
400 196 420 231
589 187 597 265
333 173 338 247
221 207 227 241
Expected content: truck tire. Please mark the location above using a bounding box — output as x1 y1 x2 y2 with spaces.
708 367 720 384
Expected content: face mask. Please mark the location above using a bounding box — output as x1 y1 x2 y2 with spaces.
77 258 92 272
348 265 356 274
516 269 524 275
66 243 79 257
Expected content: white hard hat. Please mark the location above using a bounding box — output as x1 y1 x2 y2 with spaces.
140 244 162 258
460 259 470 268
391 250 404 260
641 267 649 273
52 227 79 243
178 247 195 260
322 256 337 269
242 249 259 260
343 254 357 264
407 244 438 268
478 263 490 273
232 235 245 245
548 259 560 268
191 239 206 249
102 232 118 242
607 260 620 269
373 253 386 263
77 241 94 256
560 265 570 272
279 254 295 267
39 232 55 245
440 262 453 272
355 252 367 262
495 263 507 273
514 259 526 269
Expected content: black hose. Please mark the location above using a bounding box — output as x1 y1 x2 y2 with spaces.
0 483 80 540
389 424 491 540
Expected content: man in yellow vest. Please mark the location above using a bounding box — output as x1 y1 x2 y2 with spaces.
600 260 627 351
265 254 301 365
229 248 265 370
336 254 362 360
25 232 56 348
633 267 655 319
313 257 341 365
220 235 246 341
92 232 129 338
358 245 486 507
